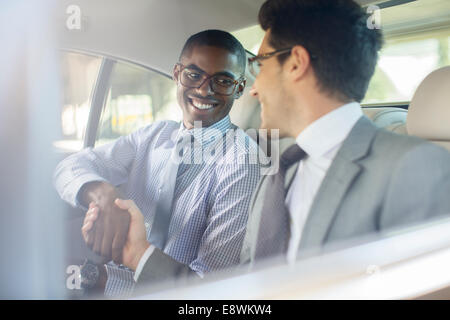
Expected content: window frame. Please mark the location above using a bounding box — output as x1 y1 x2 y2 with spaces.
60 49 175 150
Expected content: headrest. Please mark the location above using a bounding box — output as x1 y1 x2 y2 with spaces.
362 107 407 129
229 56 261 131
407 66 450 147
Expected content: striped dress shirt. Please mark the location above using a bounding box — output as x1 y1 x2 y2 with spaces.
54 115 261 297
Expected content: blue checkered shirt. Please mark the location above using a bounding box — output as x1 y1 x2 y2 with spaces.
53 116 261 297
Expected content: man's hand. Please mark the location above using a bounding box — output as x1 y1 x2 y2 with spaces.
82 199 150 271
114 199 150 271
79 182 131 263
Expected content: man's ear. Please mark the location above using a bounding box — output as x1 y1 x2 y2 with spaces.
288 45 311 82
172 64 179 82
235 79 246 99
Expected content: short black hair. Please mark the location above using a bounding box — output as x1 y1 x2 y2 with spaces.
179 29 246 75
259 0 383 102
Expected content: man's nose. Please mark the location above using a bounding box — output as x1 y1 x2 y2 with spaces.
196 77 214 96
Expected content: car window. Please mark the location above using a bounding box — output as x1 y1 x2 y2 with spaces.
55 51 102 153
95 61 181 146
232 25 265 55
363 29 450 105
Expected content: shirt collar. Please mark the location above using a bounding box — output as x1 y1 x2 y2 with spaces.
296 102 363 158
179 115 233 146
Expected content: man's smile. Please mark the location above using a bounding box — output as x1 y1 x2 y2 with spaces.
187 96 220 111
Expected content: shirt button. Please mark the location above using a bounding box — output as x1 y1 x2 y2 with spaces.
145 222 150 229
158 187 162 193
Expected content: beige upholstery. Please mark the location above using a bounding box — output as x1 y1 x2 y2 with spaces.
385 122 408 135
229 54 261 131
362 107 408 130
406 66 450 150
229 81 261 131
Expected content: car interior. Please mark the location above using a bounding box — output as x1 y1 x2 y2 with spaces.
1 0 449 299
55 0 450 299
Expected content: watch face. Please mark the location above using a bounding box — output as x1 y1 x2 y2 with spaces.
80 262 99 289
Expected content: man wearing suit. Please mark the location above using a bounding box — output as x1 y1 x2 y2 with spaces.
238 0 450 265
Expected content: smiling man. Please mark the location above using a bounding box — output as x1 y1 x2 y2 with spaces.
240 0 450 266
176 45 246 128
54 30 261 297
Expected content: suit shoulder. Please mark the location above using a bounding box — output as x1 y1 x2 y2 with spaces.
369 128 430 160
374 128 426 150
373 129 450 170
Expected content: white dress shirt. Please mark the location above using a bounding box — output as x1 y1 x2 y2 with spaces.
285 102 363 264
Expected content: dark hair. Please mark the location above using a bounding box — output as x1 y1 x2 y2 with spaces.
259 0 383 102
179 29 246 75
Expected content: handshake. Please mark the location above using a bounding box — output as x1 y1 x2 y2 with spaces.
80 182 150 271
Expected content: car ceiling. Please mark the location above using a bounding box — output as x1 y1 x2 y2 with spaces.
378 0 450 38
57 0 266 74
57 0 440 74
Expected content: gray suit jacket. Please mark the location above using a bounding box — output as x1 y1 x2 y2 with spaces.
241 116 450 264
133 247 195 295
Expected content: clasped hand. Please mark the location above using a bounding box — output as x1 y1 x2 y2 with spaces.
82 199 150 271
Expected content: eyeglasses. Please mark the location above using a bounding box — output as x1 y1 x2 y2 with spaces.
248 47 293 77
248 47 317 77
176 63 244 96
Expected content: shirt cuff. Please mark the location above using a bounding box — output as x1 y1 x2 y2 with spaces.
72 175 108 209
133 245 156 282
104 263 136 298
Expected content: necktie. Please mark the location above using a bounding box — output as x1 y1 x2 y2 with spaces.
254 143 306 260
149 133 191 250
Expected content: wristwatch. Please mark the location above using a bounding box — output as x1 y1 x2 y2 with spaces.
79 259 100 290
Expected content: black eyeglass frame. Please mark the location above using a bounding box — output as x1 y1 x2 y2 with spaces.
248 47 317 77
175 63 245 96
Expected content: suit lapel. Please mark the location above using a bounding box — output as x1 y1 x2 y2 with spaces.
299 159 361 249
299 116 378 249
